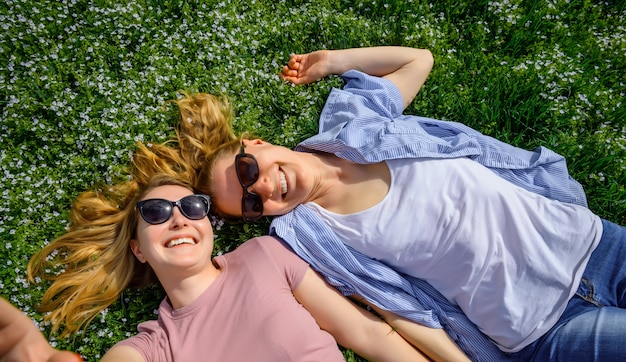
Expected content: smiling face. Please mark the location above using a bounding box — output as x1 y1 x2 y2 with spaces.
130 184 216 282
211 139 316 220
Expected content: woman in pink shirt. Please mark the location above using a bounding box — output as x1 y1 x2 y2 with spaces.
10 136 469 361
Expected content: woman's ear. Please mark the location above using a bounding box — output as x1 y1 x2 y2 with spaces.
130 239 146 263
242 138 265 147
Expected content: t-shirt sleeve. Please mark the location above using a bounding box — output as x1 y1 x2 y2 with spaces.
250 235 309 290
112 326 156 362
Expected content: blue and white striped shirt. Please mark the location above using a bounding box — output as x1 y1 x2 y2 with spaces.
271 70 587 361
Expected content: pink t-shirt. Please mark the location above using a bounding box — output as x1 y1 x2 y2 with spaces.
115 236 344 362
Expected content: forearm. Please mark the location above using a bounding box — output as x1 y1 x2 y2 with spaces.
294 269 428 361
0 297 82 362
281 46 433 108
325 46 430 77
367 302 471 362
0 297 48 358
327 46 433 109
351 317 431 362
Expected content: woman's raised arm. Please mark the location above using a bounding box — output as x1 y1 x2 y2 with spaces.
280 46 434 110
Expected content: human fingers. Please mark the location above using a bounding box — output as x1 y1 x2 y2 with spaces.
287 53 302 66
280 65 298 76
287 56 298 69
280 73 309 85
279 66 297 83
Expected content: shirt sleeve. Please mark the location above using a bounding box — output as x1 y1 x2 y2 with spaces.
309 70 404 137
295 70 407 163
112 326 157 362
337 69 405 118
297 70 588 206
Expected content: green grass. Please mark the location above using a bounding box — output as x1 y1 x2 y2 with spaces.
1 0 625 360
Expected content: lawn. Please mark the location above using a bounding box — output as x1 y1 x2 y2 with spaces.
1 0 625 360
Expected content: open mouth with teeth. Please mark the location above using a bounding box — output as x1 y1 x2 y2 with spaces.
166 237 197 248
279 170 288 198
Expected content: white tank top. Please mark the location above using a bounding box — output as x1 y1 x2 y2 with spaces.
306 157 602 352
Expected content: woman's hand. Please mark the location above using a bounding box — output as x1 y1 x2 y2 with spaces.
280 50 332 85
0 297 82 362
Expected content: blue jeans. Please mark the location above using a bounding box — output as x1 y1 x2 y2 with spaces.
513 219 626 361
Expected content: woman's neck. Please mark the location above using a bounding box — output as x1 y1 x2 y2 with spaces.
159 260 222 310
311 154 391 214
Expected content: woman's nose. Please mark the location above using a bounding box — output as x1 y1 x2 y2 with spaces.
169 206 189 228
248 174 273 198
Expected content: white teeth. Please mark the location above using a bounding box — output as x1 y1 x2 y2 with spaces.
280 171 288 196
166 238 196 248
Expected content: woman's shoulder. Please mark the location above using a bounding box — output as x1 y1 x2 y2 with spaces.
235 236 296 259
112 322 163 361
219 236 308 290
227 236 306 272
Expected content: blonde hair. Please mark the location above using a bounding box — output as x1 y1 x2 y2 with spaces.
27 145 194 338
28 91 240 337
170 92 248 219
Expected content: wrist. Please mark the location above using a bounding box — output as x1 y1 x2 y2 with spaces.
325 49 351 75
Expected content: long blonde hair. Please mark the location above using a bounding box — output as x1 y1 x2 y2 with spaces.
28 91 239 337
170 92 246 218
27 145 195 338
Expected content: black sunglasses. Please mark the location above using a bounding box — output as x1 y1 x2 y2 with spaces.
136 194 211 225
235 145 263 221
